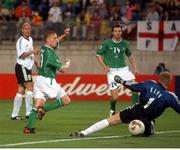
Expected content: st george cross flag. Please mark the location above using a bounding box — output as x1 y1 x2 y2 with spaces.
137 21 180 51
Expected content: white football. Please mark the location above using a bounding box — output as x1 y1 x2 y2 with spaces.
128 119 145 135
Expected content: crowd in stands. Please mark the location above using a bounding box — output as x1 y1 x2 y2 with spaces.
0 0 179 41
146 0 180 21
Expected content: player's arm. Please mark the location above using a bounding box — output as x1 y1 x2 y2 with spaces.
125 42 139 74
128 55 138 75
114 75 143 92
96 55 109 73
169 94 180 114
59 58 71 73
34 56 40 69
58 28 70 42
19 47 40 59
96 42 109 73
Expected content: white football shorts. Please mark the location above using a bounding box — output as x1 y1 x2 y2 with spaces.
107 67 135 90
34 75 66 101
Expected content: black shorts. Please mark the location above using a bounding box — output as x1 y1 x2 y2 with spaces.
120 104 152 136
15 63 33 85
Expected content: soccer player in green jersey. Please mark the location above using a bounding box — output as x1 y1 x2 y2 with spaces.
23 28 71 134
96 24 139 116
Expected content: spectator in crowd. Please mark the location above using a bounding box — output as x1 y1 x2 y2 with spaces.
109 12 121 28
72 9 90 40
46 1 62 34
99 2 109 19
15 0 31 19
0 2 6 42
159 0 168 13
100 16 111 40
78 0 90 10
38 0 50 21
167 0 176 20
87 0 99 16
31 10 43 40
88 11 101 40
29 0 41 11
146 4 160 21
64 12 76 39
5 8 18 41
1 0 15 15
48 1 62 23
49 0 61 7
171 7 180 20
126 1 137 21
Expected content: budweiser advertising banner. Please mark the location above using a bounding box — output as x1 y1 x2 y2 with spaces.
0 74 175 101
137 21 180 51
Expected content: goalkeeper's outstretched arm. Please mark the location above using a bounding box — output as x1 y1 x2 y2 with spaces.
114 75 143 92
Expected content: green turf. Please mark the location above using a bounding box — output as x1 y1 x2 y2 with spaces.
0 100 180 148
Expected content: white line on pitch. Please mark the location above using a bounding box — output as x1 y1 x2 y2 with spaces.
0 130 180 147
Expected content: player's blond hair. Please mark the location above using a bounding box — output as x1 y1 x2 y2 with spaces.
159 71 172 87
44 31 56 41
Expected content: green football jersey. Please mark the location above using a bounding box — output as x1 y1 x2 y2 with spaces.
96 39 132 68
38 45 63 78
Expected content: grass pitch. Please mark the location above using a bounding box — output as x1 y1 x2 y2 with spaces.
0 100 180 148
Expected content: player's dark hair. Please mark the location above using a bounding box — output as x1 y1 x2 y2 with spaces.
111 24 122 32
44 31 56 41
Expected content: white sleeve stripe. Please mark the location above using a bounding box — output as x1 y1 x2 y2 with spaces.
21 66 28 81
168 91 180 105
175 97 180 106
17 38 24 58
19 38 23 51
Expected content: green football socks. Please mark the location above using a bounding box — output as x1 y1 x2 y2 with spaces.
132 92 139 104
26 107 37 128
110 100 116 112
26 99 64 129
44 99 64 112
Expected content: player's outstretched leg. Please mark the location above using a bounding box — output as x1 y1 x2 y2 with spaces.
23 107 38 134
69 131 85 137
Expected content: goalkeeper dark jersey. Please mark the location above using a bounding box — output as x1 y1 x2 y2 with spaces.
124 80 180 120
38 45 63 79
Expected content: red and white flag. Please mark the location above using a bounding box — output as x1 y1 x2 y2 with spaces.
137 21 180 51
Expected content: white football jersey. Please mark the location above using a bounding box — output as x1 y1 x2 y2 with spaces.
16 36 34 70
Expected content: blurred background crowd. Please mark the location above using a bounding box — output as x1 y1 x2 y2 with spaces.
0 0 179 41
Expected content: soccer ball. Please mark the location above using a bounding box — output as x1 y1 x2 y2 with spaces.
128 120 145 135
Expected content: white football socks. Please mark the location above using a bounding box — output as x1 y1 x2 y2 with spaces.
25 91 33 116
81 119 109 136
11 93 23 117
